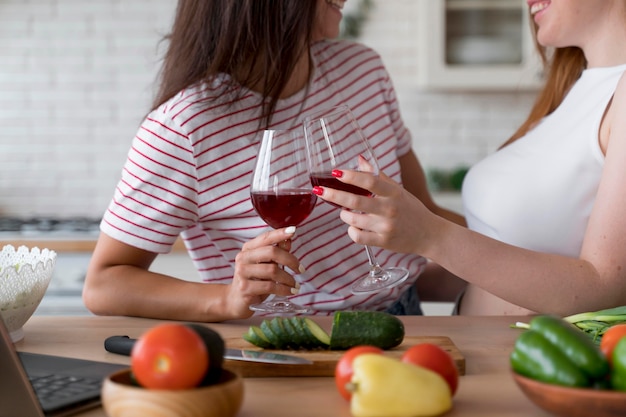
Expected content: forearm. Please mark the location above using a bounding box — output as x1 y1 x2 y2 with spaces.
83 265 238 322
424 218 621 316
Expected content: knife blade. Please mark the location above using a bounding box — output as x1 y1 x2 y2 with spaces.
104 335 313 365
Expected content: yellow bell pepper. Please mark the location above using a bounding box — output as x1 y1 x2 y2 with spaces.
349 354 452 417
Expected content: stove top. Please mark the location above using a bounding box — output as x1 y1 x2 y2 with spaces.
0 216 101 237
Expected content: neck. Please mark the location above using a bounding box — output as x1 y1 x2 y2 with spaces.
281 51 311 98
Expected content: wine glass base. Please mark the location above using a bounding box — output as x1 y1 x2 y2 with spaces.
351 267 410 295
249 298 311 314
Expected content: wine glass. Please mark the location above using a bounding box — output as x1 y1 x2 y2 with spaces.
303 105 409 294
249 129 316 314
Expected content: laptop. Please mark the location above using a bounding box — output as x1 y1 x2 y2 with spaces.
0 317 127 417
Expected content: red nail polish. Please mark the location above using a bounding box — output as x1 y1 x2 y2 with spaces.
312 186 323 196
332 169 343 178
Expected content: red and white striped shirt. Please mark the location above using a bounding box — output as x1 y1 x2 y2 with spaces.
101 39 427 314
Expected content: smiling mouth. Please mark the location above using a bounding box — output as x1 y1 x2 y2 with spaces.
530 1 549 15
326 0 345 10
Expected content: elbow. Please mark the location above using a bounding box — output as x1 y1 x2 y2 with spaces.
82 271 114 316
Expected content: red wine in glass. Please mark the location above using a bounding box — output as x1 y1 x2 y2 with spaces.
250 190 317 229
249 129 316 314
304 105 409 294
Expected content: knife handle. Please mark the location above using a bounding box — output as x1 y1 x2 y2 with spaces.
104 335 137 356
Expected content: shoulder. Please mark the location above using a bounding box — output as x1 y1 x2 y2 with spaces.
311 38 384 64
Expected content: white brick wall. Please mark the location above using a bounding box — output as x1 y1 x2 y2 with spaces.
0 0 536 218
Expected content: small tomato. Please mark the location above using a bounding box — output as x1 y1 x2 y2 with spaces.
401 343 459 395
335 345 383 401
131 323 209 390
601 324 626 364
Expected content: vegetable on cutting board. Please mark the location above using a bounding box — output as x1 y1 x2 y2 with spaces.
243 311 404 350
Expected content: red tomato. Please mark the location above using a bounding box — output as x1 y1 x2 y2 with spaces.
335 345 383 401
131 323 209 390
601 324 626 364
401 343 459 395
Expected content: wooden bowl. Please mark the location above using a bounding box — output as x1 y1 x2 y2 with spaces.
101 368 243 417
512 371 626 417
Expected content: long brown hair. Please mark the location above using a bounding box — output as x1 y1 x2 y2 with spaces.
152 0 318 127
503 20 587 147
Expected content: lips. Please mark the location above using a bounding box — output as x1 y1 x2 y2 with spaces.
528 0 549 15
325 0 345 10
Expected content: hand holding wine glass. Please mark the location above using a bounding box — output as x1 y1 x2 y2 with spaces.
249 129 316 314
304 105 409 294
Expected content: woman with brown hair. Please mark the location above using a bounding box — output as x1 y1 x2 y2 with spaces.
314 0 626 316
82 0 462 321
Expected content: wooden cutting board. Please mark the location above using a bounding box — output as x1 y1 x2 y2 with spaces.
224 336 465 378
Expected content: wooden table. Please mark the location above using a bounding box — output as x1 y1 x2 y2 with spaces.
17 315 551 417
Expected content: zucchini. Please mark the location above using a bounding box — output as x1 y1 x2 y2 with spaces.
329 311 404 350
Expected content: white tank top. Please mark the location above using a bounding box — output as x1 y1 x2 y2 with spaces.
462 64 626 257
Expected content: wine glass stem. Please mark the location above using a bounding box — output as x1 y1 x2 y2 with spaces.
364 245 385 277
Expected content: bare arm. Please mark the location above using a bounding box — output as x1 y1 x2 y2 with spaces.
398 151 467 302
83 228 303 322
317 77 626 316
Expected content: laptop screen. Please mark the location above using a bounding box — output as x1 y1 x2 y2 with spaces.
0 316 126 417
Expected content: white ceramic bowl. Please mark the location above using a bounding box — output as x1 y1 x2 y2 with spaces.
0 245 56 342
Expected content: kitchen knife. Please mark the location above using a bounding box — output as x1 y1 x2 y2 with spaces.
104 335 313 365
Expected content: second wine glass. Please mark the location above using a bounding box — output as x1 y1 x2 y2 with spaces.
249 129 316 314
303 105 409 294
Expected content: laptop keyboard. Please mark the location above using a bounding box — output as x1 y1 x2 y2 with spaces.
29 374 102 403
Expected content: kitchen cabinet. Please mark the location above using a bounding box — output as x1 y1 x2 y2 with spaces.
416 0 544 91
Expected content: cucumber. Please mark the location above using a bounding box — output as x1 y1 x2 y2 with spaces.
282 317 309 348
303 317 330 347
243 311 405 351
288 317 315 349
260 319 286 349
268 317 297 350
243 325 273 349
329 311 404 350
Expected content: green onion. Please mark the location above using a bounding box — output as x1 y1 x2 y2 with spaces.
512 306 626 344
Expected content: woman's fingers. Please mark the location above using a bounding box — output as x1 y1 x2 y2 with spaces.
242 226 296 250
313 170 398 212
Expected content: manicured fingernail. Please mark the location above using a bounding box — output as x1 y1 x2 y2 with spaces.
298 264 306 274
285 226 296 234
290 286 299 295
332 169 343 178
312 186 323 196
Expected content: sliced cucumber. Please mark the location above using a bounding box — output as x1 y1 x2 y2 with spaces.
288 317 314 349
268 317 297 350
243 311 405 351
295 316 327 349
281 317 308 348
260 319 286 349
303 317 330 347
242 325 274 349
